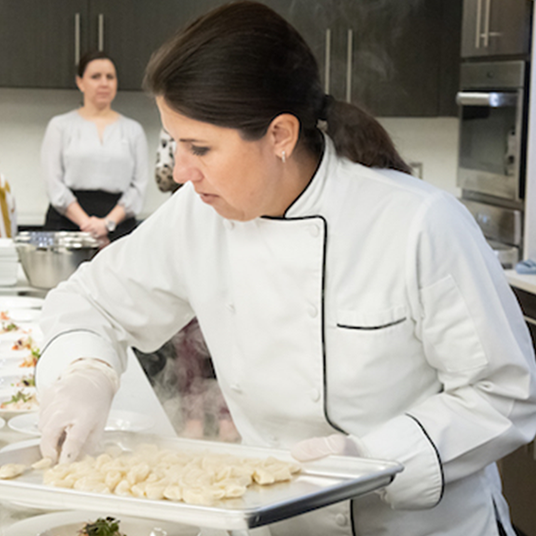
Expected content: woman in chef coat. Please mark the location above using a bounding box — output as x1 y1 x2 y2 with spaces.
41 50 148 244
36 3 536 536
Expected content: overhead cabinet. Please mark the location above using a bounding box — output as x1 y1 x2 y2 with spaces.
0 0 209 90
0 0 87 88
461 0 533 58
262 0 462 117
0 0 462 116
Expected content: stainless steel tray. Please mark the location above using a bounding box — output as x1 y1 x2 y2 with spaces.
0 431 403 531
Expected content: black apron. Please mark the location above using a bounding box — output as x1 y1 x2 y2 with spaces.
44 190 137 242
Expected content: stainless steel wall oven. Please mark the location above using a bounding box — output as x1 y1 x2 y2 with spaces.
457 60 530 267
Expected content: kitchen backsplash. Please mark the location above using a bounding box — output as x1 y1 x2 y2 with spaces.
0 88 460 226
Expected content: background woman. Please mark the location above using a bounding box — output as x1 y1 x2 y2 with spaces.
37 3 536 536
41 50 148 244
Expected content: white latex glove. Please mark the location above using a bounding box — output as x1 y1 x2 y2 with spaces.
38 359 119 464
291 433 368 461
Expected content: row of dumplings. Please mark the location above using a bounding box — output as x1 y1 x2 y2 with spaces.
33 443 300 505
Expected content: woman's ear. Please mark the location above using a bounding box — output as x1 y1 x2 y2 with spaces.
267 114 300 161
75 76 84 93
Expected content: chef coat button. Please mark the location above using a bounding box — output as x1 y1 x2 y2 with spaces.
309 225 320 237
335 514 348 526
227 303 235 313
308 305 318 318
269 435 279 446
224 220 235 230
310 388 321 402
231 383 242 393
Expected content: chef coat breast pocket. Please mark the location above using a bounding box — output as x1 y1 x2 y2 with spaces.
337 305 408 333
335 305 415 358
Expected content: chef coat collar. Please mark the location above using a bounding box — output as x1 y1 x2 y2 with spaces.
274 133 335 219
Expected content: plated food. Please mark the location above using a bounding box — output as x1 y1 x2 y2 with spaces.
3 510 197 536
0 390 38 412
0 308 42 420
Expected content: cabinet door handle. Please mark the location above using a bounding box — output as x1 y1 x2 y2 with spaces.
483 0 491 47
456 91 517 107
324 28 331 94
74 12 81 66
475 0 482 48
346 29 353 103
98 13 104 51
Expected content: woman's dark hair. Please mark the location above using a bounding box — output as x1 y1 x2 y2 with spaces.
144 1 411 174
77 50 116 78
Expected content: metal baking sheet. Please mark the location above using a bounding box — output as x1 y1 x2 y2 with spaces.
0 431 403 531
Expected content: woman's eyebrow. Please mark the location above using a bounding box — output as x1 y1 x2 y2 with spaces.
178 137 208 143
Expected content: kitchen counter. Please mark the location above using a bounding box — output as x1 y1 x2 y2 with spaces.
505 269 536 294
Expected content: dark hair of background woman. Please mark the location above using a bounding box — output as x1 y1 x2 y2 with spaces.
144 1 411 175
77 50 116 78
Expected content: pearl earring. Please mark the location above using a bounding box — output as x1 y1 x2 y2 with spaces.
281 151 286 164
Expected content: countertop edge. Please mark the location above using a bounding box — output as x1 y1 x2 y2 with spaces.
505 269 536 294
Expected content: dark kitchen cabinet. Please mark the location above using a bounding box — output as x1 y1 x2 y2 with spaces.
87 0 216 90
263 0 462 117
336 0 462 117
0 0 206 90
0 0 88 88
0 0 463 116
461 0 532 59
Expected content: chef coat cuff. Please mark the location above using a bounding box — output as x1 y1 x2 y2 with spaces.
359 414 444 510
35 330 122 393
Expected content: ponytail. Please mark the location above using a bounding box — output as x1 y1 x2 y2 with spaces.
320 96 412 175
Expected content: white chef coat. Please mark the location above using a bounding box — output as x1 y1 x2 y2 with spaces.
37 136 536 536
41 110 148 217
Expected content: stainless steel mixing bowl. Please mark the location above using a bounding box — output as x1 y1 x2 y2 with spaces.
15 231 100 290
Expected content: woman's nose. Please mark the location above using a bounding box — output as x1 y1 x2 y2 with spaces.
173 159 202 185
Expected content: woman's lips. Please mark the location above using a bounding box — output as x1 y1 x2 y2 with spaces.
199 192 218 204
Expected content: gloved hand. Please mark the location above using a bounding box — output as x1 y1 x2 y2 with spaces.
38 359 119 464
291 433 369 461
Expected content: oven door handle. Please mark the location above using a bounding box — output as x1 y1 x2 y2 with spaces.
456 91 518 107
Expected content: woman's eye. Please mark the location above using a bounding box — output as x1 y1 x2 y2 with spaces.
191 146 209 156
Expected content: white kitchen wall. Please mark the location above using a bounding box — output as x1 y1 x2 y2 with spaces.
0 88 460 226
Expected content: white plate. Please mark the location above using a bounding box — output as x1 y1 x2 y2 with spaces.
0 297 44 310
0 416 5 429
2 308 41 323
0 391 38 419
7 410 153 436
0 342 32 359
3 510 198 536
0 373 35 392
0 357 35 374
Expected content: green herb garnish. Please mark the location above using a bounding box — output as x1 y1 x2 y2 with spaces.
4 390 32 405
79 517 123 536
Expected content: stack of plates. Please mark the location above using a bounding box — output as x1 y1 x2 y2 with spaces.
0 296 153 435
0 239 19 287
0 296 44 420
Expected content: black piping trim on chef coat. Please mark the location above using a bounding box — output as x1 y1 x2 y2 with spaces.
337 317 407 330
350 499 357 536
406 413 446 504
261 213 345 434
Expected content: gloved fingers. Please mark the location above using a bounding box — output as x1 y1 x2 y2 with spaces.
58 423 94 464
40 424 68 464
291 434 367 461
291 434 347 461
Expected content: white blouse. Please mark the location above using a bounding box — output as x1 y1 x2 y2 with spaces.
41 110 148 217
